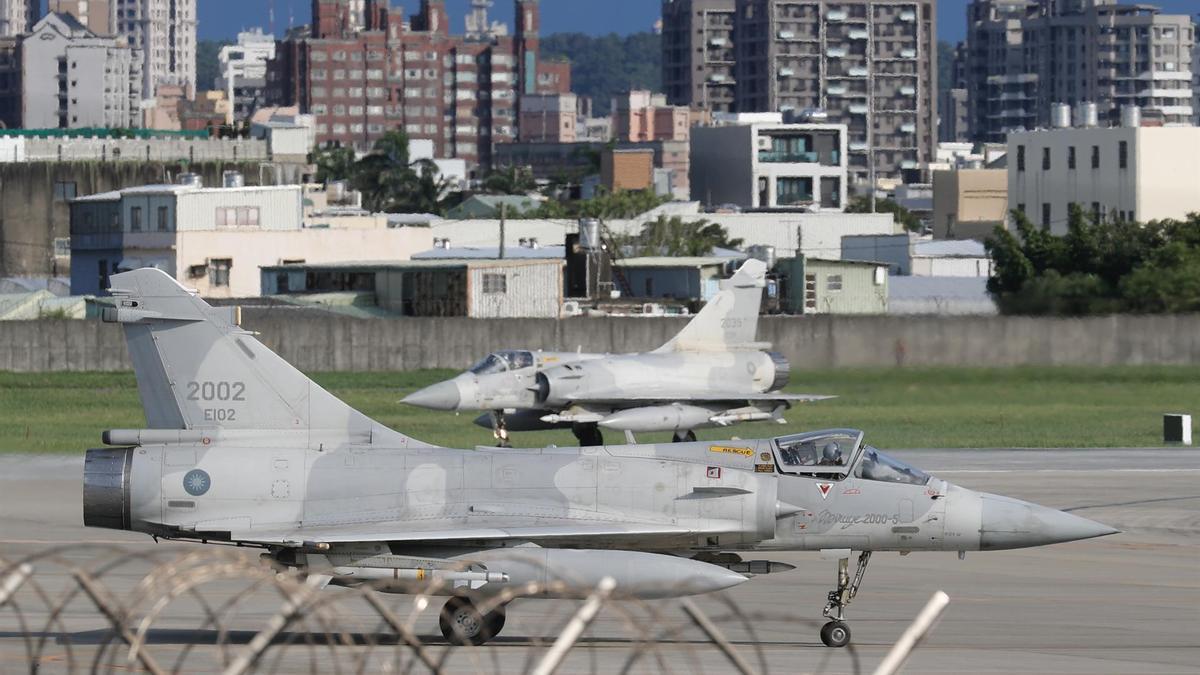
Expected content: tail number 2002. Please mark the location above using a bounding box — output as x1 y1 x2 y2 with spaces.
186 381 246 421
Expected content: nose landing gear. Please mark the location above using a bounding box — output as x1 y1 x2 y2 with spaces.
490 411 511 448
820 551 871 648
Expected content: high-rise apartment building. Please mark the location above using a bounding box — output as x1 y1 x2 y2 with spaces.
0 0 37 37
21 13 142 129
662 0 937 187
966 0 1194 143
612 90 690 142
109 0 196 98
271 0 562 173
48 0 112 35
217 29 276 123
662 0 737 113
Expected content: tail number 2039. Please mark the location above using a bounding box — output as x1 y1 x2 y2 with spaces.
186 381 245 421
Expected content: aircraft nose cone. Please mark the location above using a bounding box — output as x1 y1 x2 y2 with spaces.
401 380 461 410
979 494 1119 550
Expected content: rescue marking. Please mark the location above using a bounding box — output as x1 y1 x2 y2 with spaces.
706 466 722 479
817 483 833 499
710 445 754 458
842 487 861 495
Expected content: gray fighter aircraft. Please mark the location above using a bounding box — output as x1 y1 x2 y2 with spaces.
402 259 831 446
84 268 1118 648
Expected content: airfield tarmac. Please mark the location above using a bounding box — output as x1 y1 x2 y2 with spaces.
0 448 1197 674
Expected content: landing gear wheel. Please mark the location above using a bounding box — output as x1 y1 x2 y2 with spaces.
572 422 603 447
820 620 851 648
672 430 697 443
491 411 511 448
439 596 504 646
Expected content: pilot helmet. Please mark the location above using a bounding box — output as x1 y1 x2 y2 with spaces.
822 442 842 463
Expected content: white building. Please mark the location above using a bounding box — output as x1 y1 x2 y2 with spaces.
842 234 993 277
21 13 143 129
69 176 433 298
691 113 848 211
111 0 196 98
0 0 35 37
216 28 275 123
1008 126 1200 234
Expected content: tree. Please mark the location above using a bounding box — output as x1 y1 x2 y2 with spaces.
845 196 924 232
621 215 744 257
313 145 356 184
483 166 537 195
311 131 460 215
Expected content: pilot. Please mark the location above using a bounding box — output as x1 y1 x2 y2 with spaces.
780 443 818 467
818 442 843 466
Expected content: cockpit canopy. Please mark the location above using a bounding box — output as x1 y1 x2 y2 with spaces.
468 350 535 375
772 429 930 485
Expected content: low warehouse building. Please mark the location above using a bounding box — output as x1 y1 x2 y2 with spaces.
778 257 888 315
613 256 738 301
261 259 565 319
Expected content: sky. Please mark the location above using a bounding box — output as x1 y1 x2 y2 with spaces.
197 0 1200 43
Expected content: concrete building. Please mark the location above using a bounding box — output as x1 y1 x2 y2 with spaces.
217 28 275 124
110 0 197 98
0 35 17 129
0 0 36 37
779 256 888 314
259 258 564 318
939 88 969 143
842 233 993 276
1008 126 1200 234
691 114 848 211
494 139 691 198
270 0 563 173
966 0 1195 143
663 0 937 187
69 178 433 297
602 148 655 192
519 92 577 142
21 13 142 129
47 0 111 35
932 168 1008 240
662 0 737 113
612 90 690 143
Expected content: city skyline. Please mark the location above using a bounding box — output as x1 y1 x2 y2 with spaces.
191 0 1199 42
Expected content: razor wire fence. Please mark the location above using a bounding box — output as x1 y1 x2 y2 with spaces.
0 544 943 674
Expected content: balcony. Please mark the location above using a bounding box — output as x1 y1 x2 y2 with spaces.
827 9 847 21
899 11 916 21
899 48 917 59
848 103 869 114
827 47 847 58
779 67 795 77
777 30 796 40
827 84 847 95
848 29 869 40
900 123 916 133
899 85 916 95
759 150 820 163
848 66 868 77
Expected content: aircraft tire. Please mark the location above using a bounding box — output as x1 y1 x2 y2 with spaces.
440 596 497 646
572 423 603 447
820 620 851 648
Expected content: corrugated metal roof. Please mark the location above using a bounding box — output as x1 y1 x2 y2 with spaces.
913 239 988 257
262 258 563 272
413 245 565 260
806 257 890 267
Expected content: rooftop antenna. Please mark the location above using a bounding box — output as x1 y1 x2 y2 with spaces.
268 0 276 35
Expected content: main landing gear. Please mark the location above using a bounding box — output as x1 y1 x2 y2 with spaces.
820 551 871 648
572 422 603 447
672 430 697 443
439 596 507 646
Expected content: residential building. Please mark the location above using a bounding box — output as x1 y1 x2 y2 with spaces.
779 256 888 314
270 0 558 173
494 139 691 198
1194 22 1200 125
21 13 143 129
612 90 690 143
250 107 318 163
932 168 1007 240
109 0 197 98
661 0 737 113
47 0 111 35
217 28 276 123
842 233 993 276
966 0 1195 143
519 92 577 142
69 177 433 297
0 36 17 129
691 114 848 211
601 148 656 192
0 0 36 37
259 259 564 318
939 88 969 143
1008 126 1200 234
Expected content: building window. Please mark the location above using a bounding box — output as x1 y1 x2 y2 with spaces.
1092 202 1101 222
157 206 169 232
1068 146 1076 170
1041 147 1050 171
1017 203 1026 215
53 181 77 201
216 206 261 227
1091 145 1100 169
130 206 142 232
775 177 813 205
1016 145 1025 172
1118 141 1128 169
826 275 843 292
209 259 232 287
482 273 507 294
97 259 109 291
1042 203 1051 228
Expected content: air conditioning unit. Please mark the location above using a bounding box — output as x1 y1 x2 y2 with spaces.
757 136 773 150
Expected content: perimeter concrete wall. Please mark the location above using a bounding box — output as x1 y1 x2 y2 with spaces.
3 313 1200 372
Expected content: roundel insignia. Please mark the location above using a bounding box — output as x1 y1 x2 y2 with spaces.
183 469 212 496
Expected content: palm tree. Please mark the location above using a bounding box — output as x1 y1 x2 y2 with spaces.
482 166 537 195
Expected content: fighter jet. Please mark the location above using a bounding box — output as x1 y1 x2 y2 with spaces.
402 259 831 446
84 268 1119 648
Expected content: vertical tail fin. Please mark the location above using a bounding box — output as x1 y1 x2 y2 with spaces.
104 268 427 446
654 258 768 353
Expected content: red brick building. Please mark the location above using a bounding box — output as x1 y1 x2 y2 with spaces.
269 0 570 175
